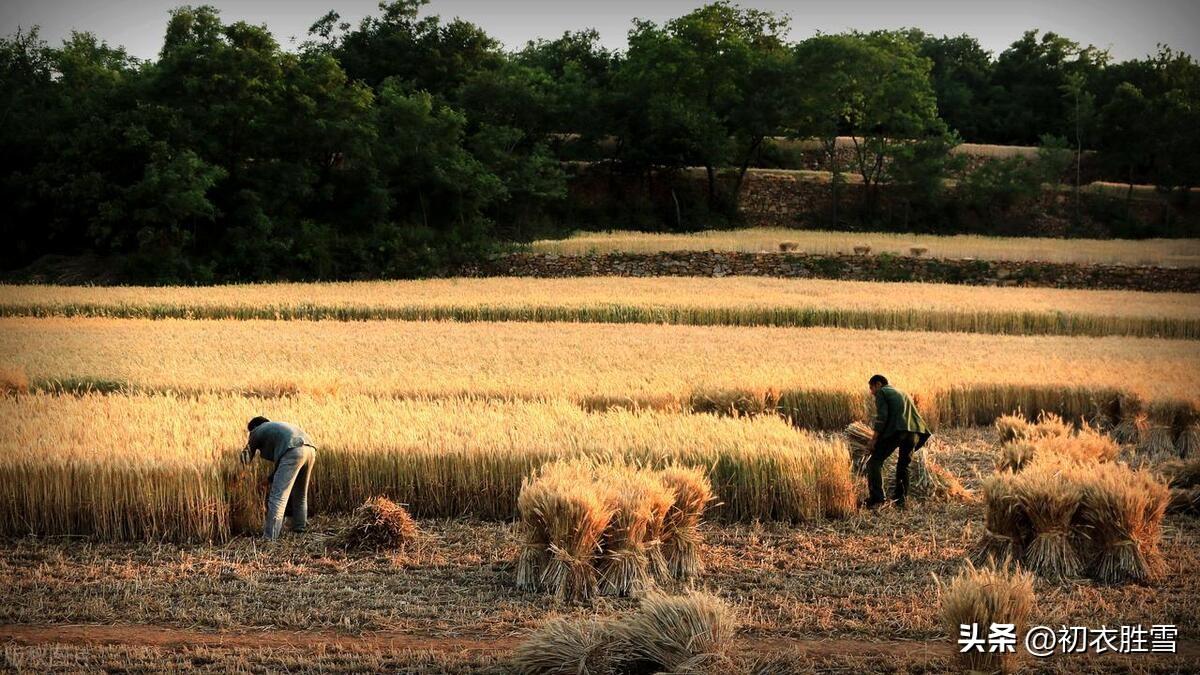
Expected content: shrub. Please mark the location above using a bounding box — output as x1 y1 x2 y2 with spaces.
340 496 418 551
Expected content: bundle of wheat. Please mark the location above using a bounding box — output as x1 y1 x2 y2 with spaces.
997 423 1117 474
1154 458 1200 489
995 411 1072 444
597 465 674 597
939 563 1035 674
519 461 617 602
1077 463 1169 584
339 496 418 551
1012 463 1084 581
1110 393 1146 442
973 472 1028 565
222 458 271 536
910 451 973 503
996 441 1038 472
1137 402 1188 458
657 466 714 582
622 591 740 674
1032 411 1073 439
1138 424 1177 459
994 414 1033 443
512 617 617 675
1176 425 1200 458
1113 411 1150 445
843 421 874 472
1038 428 1120 464
1168 488 1200 515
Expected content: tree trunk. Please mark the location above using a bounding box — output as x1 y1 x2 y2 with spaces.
732 136 765 207
705 165 717 212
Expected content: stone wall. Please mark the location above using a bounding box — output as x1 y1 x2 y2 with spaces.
462 251 1200 292
563 164 1193 237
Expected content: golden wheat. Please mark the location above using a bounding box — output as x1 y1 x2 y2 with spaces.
4 277 1195 338
0 392 854 541
530 228 1200 266
2 318 1195 429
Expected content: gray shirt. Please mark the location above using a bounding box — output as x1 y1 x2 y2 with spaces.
248 421 312 463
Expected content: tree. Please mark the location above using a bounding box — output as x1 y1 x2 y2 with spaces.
371 81 504 274
1097 82 1152 201
915 32 996 140
791 32 949 221
326 0 503 98
612 1 791 216
1060 71 1096 222
989 30 1107 144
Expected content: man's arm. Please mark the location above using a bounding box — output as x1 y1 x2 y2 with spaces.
241 427 263 464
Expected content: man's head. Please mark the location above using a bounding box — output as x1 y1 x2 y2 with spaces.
247 416 270 432
868 374 888 394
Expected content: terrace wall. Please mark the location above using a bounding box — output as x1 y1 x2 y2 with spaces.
462 251 1200 292
564 164 1197 238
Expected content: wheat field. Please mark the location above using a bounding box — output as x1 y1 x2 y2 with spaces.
1 277 1196 338
530 228 1200 266
2 317 1195 427
0 393 853 541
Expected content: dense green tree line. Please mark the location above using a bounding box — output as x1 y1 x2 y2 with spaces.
2 1 1197 281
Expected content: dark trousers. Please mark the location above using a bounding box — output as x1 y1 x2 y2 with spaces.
867 432 916 505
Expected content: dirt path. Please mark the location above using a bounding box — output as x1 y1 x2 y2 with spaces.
0 623 951 658
2 624 1195 662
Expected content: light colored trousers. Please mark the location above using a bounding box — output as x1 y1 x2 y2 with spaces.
264 446 316 539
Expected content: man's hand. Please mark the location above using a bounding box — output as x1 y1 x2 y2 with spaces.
239 445 254 465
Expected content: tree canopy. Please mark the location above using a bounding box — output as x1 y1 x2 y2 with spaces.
1 2 1197 281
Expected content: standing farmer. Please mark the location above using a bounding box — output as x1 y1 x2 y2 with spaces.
864 375 931 509
241 416 317 538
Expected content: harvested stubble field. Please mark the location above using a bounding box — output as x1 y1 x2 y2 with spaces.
530 228 1200 267
1 433 1197 672
2 277 1199 339
3 317 1196 428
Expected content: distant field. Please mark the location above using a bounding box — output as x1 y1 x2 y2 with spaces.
2 277 1197 339
3 317 1195 427
530 228 1200 266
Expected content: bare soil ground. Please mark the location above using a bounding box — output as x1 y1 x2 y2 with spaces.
2 430 1197 673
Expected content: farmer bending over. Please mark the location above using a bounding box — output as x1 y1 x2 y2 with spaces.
864 375 931 509
241 416 317 538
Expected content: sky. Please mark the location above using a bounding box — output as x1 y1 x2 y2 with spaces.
2 0 1197 62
